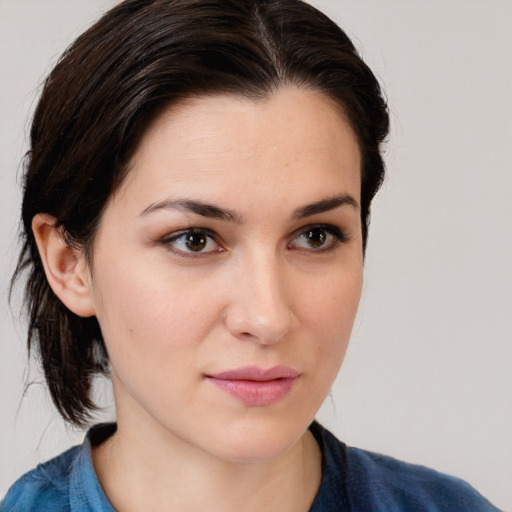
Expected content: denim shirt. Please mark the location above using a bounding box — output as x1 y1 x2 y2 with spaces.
1 422 501 511
2 424 116 512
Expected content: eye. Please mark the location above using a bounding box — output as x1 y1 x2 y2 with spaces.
162 229 223 256
289 225 347 252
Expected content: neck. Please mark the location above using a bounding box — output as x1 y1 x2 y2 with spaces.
92 417 322 512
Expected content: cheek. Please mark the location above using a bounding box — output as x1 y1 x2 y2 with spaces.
301 266 362 364
90 255 240 425
92 272 217 410
305 262 362 323
93 247 218 336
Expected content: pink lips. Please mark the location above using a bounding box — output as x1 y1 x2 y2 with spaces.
205 366 300 407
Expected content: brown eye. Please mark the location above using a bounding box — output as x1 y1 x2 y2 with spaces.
290 225 347 251
185 232 207 252
163 229 222 255
304 229 327 248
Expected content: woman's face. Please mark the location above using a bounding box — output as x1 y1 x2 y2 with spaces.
87 87 362 462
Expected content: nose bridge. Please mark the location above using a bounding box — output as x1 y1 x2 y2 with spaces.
226 247 293 344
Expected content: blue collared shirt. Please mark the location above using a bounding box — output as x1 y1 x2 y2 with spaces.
1 422 501 511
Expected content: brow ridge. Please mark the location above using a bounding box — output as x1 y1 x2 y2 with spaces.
139 199 244 223
140 193 358 223
293 194 359 219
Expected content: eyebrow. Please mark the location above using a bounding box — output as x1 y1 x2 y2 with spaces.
139 199 244 223
139 193 358 223
293 194 359 219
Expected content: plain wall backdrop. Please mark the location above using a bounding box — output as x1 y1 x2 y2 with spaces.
0 0 510 509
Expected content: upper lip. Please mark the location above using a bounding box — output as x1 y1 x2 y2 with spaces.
206 366 300 381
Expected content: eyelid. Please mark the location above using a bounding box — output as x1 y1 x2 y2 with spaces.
160 227 225 257
288 223 349 251
157 223 348 258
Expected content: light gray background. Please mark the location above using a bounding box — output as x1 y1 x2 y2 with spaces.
1 0 510 509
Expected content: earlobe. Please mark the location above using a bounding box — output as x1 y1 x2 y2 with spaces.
32 213 95 317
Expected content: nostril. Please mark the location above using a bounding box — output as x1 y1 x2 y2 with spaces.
223 266 294 344
225 307 292 344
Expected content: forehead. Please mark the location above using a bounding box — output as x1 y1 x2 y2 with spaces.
114 87 361 212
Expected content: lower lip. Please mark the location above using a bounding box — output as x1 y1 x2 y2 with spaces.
206 377 298 406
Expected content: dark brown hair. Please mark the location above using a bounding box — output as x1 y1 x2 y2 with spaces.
13 0 389 426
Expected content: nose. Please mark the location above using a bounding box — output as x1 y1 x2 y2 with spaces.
224 253 297 345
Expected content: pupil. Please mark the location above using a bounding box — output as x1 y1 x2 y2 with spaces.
185 232 207 251
307 229 326 247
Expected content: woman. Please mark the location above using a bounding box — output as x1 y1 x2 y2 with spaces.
1 0 502 510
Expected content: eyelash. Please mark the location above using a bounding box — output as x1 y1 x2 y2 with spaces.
160 228 224 259
288 224 348 252
159 224 348 258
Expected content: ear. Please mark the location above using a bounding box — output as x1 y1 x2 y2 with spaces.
32 213 95 317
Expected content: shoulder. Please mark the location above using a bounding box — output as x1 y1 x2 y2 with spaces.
345 446 501 511
310 422 501 512
1 445 80 512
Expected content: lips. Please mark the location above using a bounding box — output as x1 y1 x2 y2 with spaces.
205 366 300 406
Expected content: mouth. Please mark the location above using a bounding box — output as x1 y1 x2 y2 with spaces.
205 366 300 407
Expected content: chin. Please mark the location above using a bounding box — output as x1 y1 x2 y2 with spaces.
206 415 309 464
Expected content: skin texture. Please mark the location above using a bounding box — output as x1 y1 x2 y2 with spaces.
33 87 363 511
